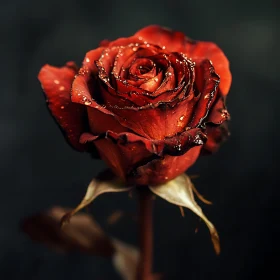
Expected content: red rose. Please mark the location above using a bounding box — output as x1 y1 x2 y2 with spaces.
38 25 231 186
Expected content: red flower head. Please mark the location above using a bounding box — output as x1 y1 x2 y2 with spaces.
38 25 231 186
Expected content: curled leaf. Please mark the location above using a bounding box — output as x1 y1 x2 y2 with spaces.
149 174 220 254
21 206 115 257
61 170 133 226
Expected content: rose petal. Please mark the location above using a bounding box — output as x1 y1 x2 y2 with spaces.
202 122 230 154
38 62 87 151
189 60 220 128
134 25 232 95
135 25 189 53
79 128 205 183
131 146 202 186
205 95 230 125
109 90 199 140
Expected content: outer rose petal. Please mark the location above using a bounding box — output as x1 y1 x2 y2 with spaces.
38 62 87 151
202 123 230 154
79 128 206 184
134 25 232 95
205 96 230 125
130 146 202 186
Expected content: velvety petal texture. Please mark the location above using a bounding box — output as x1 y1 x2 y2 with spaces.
38 62 87 151
38 25 231 185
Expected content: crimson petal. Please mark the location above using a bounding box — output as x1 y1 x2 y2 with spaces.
79 127 205 184
38 62 87 151
189 60 220 128
205 96 230 125
202 123 230 154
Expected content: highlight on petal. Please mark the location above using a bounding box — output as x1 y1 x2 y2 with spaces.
38 62 87 151
149 174 220 254
61 169 132 226
21 206 115 257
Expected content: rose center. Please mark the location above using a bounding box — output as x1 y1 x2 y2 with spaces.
138 65 151 74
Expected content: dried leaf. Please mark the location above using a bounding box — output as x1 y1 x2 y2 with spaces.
149 174 220 254
21 206 115 257
112 239 140 280
61 170 133 226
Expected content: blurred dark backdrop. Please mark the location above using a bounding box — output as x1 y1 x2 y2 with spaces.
1 0 279 279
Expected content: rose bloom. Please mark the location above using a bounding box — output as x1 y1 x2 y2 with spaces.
38 25 231 186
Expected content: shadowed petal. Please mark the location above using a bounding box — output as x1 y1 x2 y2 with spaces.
202 122 230 154
189 60 220 128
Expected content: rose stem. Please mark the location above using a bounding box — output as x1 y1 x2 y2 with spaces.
137 187 154 280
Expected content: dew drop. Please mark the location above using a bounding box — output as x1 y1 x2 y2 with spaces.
85 57 90 63
85 100 92 106
54 80 60 84
179 115 184 121
59 86 65 91
162 46 166 50
60 106 65 109
165 176 169 180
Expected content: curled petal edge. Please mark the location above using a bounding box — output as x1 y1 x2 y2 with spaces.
80 128 207 157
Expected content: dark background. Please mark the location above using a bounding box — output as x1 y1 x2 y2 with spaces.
1 0 279 279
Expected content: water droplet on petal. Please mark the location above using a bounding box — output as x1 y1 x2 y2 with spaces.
60 106 64 109
85 100 92 106
54 80 60 84
59 86 65 91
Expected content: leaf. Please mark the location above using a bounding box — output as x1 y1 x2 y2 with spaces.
112 239 140 280
21 206 115 257
149 174 220 255
61 169 133 226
